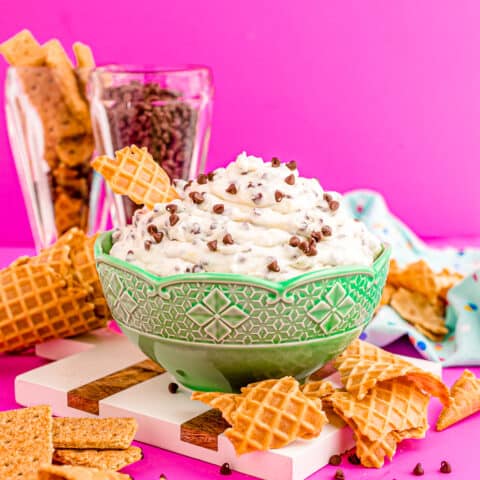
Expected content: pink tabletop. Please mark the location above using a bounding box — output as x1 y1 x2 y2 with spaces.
1 245 479 479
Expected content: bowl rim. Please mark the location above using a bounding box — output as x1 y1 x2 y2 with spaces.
95 230 391 292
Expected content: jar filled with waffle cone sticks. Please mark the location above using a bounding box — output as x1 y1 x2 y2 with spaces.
1 30 96 251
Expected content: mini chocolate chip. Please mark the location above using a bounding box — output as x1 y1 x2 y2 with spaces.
289 236 300 247
197 173 208 184
311 231 322 242
275 190 284 202
207 240 218 251
267 260 280 272
299 241 309 253
223 234 234 245
183 180 193 191
322 225 332 236
413 463 424 476
323 192 332 202
247 181 255 189
440 461 452 474
347 453 361 465
226 183 237 194
328 455 342 466
220 462 232 475
213 204 225 214
253 192 263 204
169 214 180 226
284 174 295 185
152 232 164 243
286 160 297 170
207 172 215 181
334 469 345 480
168 382 178 394
306 246 317 256
189 191 205 204
192 264 203 273
144 240 152 251
166 204 177 213
147 224 158 235
329 200 340 211
191 223 201 235
271 157 281 167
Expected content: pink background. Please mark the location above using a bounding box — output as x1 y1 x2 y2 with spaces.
2 1 480 246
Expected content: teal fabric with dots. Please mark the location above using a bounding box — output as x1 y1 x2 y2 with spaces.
345 190 480 366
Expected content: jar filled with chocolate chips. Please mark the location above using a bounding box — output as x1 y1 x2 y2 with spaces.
89 64 214 224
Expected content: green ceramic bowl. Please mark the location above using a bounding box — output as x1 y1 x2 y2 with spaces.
95 231 390 392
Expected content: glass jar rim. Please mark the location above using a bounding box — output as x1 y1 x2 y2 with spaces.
92 64 212 75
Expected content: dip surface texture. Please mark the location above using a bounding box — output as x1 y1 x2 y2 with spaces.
110 153 382 280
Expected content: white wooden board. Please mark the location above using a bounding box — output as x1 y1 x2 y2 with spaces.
15 329 442 480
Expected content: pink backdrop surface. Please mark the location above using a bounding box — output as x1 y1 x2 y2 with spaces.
1 1 480 246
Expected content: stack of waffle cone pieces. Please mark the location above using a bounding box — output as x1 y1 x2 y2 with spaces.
92 145 179 209
192 377 327 455
191 340 457 469
329 340 450 468
0 228 110 353
436 369 480 431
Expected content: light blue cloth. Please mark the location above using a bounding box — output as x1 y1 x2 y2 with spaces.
344 190 480 366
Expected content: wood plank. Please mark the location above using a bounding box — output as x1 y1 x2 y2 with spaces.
180 409 230 451
67 360 165 414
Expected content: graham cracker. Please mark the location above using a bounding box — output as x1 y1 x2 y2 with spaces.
0 405 53 479
44 39 90 123
53 446 143 471
38 465 131 480
73 42 95 69
0 29 45 66
56 136 94 168
53 417 137 450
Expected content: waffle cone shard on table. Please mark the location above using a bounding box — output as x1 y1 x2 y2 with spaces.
92 145 179 209
330 377 429 442
334 340 450 406
225 377 326 455
436 369 480 431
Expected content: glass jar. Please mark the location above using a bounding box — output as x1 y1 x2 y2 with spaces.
88 65 214 227
5 66 95 251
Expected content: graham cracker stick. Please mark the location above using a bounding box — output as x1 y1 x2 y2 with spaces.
53 417 137 449
53 446 143 471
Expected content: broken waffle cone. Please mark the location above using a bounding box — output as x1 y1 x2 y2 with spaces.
436 369 480 431
330 377 429 443
301 380 336 400
354 429 398 468
335 340 450 406
91 145 179 209
225 377 326 455
0 262 102 354
390 287 448 338
191 392 240 425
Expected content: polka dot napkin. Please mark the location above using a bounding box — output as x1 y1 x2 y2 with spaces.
345 190 480 366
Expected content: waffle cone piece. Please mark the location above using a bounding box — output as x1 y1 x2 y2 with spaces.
92 145 179 209
436 370 480 431
300 380 336 400
225 377 326 455
335 340 450 406
0 263 100 353
331 377 429 468
192 377 326 455
191 392 240 425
